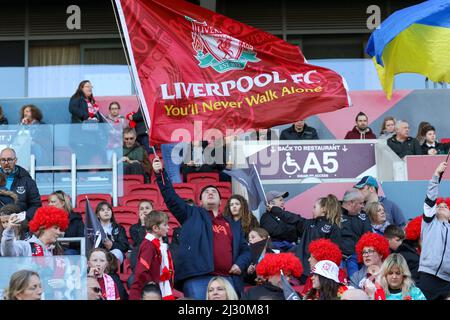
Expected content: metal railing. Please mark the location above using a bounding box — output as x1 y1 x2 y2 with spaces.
30 153 118 208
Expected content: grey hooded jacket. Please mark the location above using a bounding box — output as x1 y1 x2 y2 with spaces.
418 174 450 281
1 228 53 257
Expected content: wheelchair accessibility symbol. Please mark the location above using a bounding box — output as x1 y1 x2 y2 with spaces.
282 152 301 175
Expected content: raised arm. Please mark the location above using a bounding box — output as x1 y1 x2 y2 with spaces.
153 158 194 225
423 162 447 223
1 215 30 257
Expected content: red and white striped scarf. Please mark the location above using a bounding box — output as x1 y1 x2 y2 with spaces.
103 274 116 300
144 233 174 300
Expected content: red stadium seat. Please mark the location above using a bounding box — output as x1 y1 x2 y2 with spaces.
41 195 49 206
173 183 196 202
120 194 159 208
127 184 161 205
186 172 220 184
76 193 112 210
114 215 137 242
441 138 450 144
122 175 145 195
113 206 137 218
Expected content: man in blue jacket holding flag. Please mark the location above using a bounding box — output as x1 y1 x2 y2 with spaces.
152 157 251 300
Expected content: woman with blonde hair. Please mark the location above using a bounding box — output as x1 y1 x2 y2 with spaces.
292 194 342 281
206 276 239 300
377 253 426 300
3 270 42 300
48 190 84 255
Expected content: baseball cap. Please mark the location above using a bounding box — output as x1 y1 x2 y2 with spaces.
354 176 378 189
265 191 289 202
311 260 340 284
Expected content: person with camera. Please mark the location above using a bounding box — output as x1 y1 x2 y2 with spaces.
1 206 68 257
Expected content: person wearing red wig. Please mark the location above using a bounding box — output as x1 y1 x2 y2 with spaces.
241 253 302 300
301 239 348 296
417 162 450 300
394 216 422 283
350 232 390 289
1 206 68 256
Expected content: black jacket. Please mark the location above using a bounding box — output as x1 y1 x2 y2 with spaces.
291 216 341 276
387 135 422 158
61 211 85 252
4 165 42 220
280 124 319 140
395 240 420 283
260 207 302 243
339 207 372 256
0 117 8 125
241 282 286 300
129 222 146 247
421 142 450 155
69 96 104 123
65 211 85 238
98 222 130 254
131 109 147 138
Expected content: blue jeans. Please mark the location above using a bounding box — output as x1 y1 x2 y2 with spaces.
183 275 235 300
341 253 359 279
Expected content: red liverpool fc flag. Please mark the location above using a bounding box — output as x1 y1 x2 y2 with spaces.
115 0 351 144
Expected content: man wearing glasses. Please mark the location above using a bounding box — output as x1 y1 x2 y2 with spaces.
0 147 41 220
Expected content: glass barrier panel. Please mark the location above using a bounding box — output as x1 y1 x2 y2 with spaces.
0 256 87 300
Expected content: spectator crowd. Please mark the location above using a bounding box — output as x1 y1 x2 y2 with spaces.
0 80 449 301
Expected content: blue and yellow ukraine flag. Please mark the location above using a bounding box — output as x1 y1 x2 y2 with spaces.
366 0 450 99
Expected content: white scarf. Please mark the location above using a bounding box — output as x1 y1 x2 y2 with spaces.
144 233 173 299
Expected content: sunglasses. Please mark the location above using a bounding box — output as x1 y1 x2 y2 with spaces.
91 287 102 293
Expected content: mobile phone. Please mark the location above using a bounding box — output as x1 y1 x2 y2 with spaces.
16 211 26 222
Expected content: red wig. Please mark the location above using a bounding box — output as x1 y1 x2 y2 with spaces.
436 197 450 208
308 238 342 265
256 253 303 278
405 216 422 241
29 206 69 233
355 232 390 263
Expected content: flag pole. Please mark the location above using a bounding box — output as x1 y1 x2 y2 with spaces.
112 0 152 133
251 163 267 203
438 148 450 183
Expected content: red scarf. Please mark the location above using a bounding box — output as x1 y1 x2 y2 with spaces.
86 99 99 118
145 233 175 300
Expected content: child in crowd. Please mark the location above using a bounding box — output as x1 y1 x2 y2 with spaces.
87 248 120 300
291 194 342 281
95 201 129 264
130 200 154 247
383 225 405 251
245 227 276 285
141 282 162 300
129 210 174 300
394 216 421 282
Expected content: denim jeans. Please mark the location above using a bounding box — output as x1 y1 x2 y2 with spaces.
340 253 359 279
183 275 235 300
